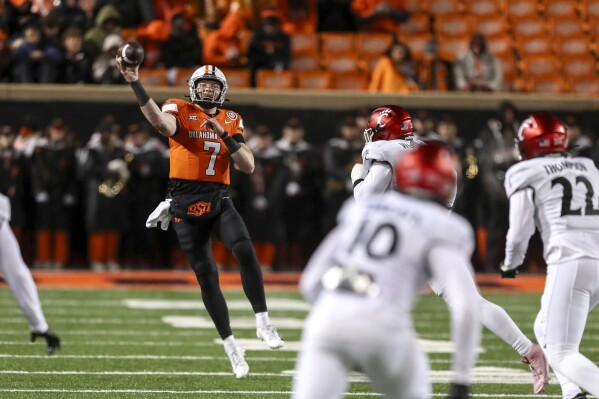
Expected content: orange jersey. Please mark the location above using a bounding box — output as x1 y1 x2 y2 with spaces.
161 99 244 184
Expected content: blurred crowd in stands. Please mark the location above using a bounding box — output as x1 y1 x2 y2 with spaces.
2 102 599 272
0 0 507 91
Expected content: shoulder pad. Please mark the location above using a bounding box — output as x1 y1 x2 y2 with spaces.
504 160 537 198
362 140 416 166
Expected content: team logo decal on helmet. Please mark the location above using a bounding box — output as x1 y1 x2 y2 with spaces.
188 65 229 108
516 113 567 160
364 105 414 142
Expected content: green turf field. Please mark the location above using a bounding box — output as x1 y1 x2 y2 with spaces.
0 287 597 398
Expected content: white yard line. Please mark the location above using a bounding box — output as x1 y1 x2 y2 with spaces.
0 341 217 346
0 389 566 397
0 354 293 361
0 389 383 396
0 367 556 386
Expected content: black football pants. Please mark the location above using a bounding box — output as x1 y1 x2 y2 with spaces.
173 197 267 339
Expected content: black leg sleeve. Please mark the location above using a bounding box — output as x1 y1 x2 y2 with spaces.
217 198 267 313
173 218 233 339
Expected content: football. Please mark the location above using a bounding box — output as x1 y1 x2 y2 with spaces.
117 40 144 67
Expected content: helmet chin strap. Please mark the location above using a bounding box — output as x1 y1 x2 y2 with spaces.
196 100 219 110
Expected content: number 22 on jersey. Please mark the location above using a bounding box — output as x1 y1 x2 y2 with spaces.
552 176 599 217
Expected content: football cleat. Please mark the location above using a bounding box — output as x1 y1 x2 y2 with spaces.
521 343 550 394
571 393 587 399
256 325 284 350
31 330 61 355
226 345 249 379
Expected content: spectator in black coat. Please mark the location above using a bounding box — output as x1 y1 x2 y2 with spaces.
247 10 291 87
161 11 202 69
58 27 91 84
48 0 89 34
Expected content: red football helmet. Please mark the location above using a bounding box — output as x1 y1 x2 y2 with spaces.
517 113 568 159
364 105 414 142
395 141 456 204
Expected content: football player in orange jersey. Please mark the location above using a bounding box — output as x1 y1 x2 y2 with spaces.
117 61 284 379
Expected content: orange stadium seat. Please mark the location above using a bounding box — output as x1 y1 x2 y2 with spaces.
570 74 599 94
437 34 470 61
356 32 394 57
402 33 434 59
256 70 295 89
331 72 369 90
555 36 594 56
520 54 562 78
561 55 597 78
497 53 517 76
435 14 474 37
506 0 541 19
428 0 464 15
219 68 251 88
516 35 554 57
585 0 599 18
587 16 599 37
405 0 430 13
465 0 505 16
475 15 510 38
549 17 586 38
530 77 570 93
138 68 168 86
295 70 332 89
290 52 321 71
543 0 580 17
291 32 319 55
320 33 356 54
322 53 364 73
512 18 548 38
486 34 513 57
398 13 431 34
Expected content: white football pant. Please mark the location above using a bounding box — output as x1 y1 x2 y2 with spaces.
0 221 48 333
534 260 599 398
430 278 533 356
292 295 430 399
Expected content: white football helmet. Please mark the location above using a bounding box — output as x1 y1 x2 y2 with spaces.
188 65 229 108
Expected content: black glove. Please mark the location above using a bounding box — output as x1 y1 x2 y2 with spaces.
446 383 470 399
500 262 520 279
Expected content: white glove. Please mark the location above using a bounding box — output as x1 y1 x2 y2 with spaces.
0 193 11 224
146 199 172 231
350 163 366 185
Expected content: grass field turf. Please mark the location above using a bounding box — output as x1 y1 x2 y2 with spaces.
0 287 597 398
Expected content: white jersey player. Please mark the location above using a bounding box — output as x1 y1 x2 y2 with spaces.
0 193 60 354
294 142 481 399
502 113 599 399
350 105 550 394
